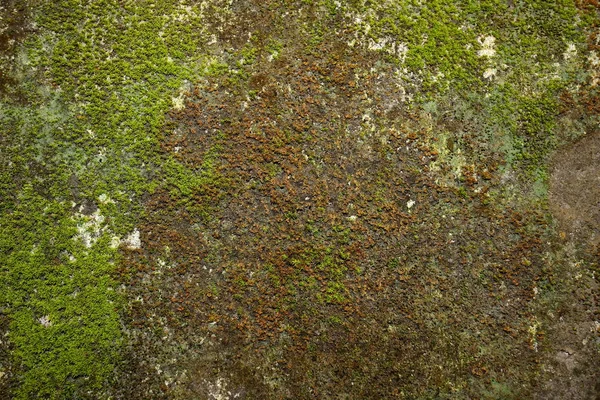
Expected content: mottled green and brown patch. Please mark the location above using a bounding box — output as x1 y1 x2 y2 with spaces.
1 0 598 399
117 2 598 398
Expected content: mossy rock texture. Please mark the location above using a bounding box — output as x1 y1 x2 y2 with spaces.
0 1 598 399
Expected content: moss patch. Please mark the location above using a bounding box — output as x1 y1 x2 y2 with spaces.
0 0 598 398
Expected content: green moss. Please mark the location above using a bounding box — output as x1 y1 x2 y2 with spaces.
1 0 226 396
0 186 122 399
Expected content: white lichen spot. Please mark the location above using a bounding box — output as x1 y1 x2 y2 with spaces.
110 236 121 249
172 94 185 111
588 51 600 87
588 50 600 67
123 229 141 249
98 193 115 204
393 68 416 102
367 37 409 61
39 315 52 327
205 377 240 400
96 149 106 163
396 42 409 61
75 209 106 248
563 43 577 60
591 71 600 87
431 71 445 83
348 215 358 222
172 4 200 22
483 67 497 80
477 35 496 58
528 318 541 352
407 199 415 209
368 37 387 51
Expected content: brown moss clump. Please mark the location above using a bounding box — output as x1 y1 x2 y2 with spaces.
117 7 558 397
